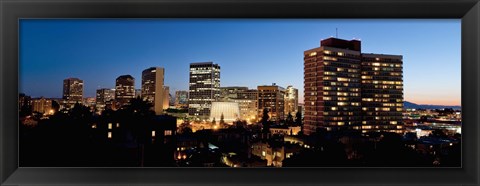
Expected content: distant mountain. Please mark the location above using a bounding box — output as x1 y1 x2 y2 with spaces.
404 101 461 110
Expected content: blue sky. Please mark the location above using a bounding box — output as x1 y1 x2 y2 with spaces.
19 19 461 105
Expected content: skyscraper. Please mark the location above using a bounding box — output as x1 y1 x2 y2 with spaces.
360 54 404 132
96 88 115 113
258 83 285 122
115 75 135 109
219 87 258 122
188 62 221 120
63 77 84 109
303 37 403 135
284 85 299 116
141 67 165 115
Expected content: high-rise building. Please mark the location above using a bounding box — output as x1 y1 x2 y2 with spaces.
188 62 221 120
258 83 285 122
303 37 403 135
284 85 299 116
360 54 404 132
141 67 165 115
63 78 84 109
219 87 249 101
32 97 53 114
174 90 189 109
96 88 115 113
115 75 135 109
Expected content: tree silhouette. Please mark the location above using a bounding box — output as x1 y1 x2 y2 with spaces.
295 111 302 126
286 112 294 126
220 113 225 125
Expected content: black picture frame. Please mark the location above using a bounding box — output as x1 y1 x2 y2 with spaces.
1 0 479 185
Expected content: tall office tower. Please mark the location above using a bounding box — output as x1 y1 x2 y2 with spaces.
32 97 53 114
303 37 404 135
174 90 189 109
96 88 115 113
115 75 135 109
284 85 299 116
163 86 170 110
141 67 165 115
63 78 84 109
188 62 221 120
303 38 362 135
360 54 403 132
257 83 285 122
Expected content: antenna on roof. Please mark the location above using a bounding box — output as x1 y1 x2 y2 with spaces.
335 28 338 38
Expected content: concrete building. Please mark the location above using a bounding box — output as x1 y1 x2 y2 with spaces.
163 86 170 110
188 62 221 120
258 84 285 121
115 75 135 109
142 67 165 115
62 77 84 109
303 37 403 135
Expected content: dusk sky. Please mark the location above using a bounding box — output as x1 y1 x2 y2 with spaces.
19 19 461 106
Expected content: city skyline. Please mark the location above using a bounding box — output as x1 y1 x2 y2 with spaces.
19 19 461 106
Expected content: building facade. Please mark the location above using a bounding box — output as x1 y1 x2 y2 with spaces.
360 54 404 132
284 85 299 116
115 75 135 109
188 62 221 120
96 88 115 114
219 87 258 122
257 84 285 121
142 67 165 115
62 77 84 109
303 37 403 135
32 97 53 114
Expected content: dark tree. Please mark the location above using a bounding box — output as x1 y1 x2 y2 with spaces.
286 112 294 126
212 117 216 125
295 111 302 126
220 113 225 125
261 108 269 125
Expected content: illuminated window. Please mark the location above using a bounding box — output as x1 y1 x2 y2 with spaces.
91 124 97 129
108 123 112 129
337 102 347 106
337 52 344 56
324 97 332 101
309 52 317 56
324 50 331 54
152 130 156 137
164 130 172 136
262 151 266 157
390 121 398 125
116 123 120 128
362 107 367 111
108 132 112 139
338 122 345 126
331 107 337 111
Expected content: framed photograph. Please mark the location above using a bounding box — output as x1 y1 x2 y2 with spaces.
1 0 479 185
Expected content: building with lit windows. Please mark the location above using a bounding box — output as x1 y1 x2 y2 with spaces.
115 75 135 109
32 97 53 114
142 67 165 115
258 83 285 121
303 37 403 135
96 88 115 114
284 85 299 116
360 54 404 132
62 78 84 109
219 87 258 122
188 62 221 120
